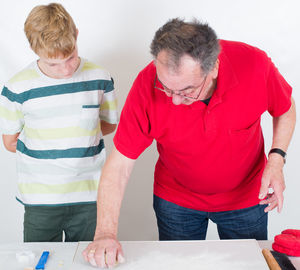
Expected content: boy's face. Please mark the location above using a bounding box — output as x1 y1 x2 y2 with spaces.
38 45 80 79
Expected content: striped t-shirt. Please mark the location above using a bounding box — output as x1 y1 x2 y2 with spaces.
0 58 118 206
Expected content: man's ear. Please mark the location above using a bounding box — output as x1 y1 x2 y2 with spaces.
211 59 219 79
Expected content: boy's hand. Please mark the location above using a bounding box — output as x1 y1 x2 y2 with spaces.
2 133 20 153
101 121 117 136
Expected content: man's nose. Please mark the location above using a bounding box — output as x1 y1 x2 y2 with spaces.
172 93 184 105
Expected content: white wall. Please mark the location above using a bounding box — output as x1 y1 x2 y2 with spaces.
0 0 299 243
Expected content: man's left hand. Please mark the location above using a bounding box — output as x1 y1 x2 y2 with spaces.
258 154 285 213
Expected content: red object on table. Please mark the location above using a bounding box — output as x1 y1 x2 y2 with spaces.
272 229 300 256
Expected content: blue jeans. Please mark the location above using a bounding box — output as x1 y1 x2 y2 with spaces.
153 195 268 240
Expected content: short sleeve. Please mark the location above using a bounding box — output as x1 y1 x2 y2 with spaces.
113 73 153 159
0 86 24 134
267 59 292 117
99 77 118 124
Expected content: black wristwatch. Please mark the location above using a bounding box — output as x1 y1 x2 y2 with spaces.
268 148 287 164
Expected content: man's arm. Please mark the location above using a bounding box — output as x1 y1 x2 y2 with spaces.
82 146 135 268
259 97 296 212
101 120 117 136
2 133 20 152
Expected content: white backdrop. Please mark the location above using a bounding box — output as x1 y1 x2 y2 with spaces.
0 0 299 243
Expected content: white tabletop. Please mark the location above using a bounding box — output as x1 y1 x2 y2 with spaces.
0 240 298 270
75 240 268 270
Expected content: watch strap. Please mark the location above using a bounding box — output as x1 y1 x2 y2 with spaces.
268 148 287 164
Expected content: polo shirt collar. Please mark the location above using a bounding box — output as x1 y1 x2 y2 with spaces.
214 50 239 98
206 49 239 110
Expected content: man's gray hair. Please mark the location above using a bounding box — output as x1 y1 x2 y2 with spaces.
150 18 220 74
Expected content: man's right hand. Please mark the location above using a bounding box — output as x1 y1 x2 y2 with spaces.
82 233 125 268
82 148 134 268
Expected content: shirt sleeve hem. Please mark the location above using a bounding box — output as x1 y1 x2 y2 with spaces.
269 99 292 118
113 139 140 160
0 128 22 135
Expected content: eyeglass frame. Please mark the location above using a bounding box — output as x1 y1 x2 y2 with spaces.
154 73 207 100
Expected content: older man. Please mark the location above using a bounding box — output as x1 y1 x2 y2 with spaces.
83 18 296 268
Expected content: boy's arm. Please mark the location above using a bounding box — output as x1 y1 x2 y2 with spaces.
2 133 20 152
101 120 117 136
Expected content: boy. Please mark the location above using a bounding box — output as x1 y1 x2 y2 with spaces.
0 3 118 242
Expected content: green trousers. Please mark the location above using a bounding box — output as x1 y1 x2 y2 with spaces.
23 203 96 242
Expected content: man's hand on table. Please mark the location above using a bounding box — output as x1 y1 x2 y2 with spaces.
259 154 285 213
82 233 125 268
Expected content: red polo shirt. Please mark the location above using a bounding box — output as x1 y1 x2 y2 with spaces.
114 40 292 212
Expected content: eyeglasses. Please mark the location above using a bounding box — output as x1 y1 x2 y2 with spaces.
154 73 207 100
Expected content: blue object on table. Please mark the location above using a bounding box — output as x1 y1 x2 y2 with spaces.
35 251 50 269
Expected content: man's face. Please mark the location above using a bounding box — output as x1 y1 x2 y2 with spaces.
37 45 80 79
155 50 216 105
